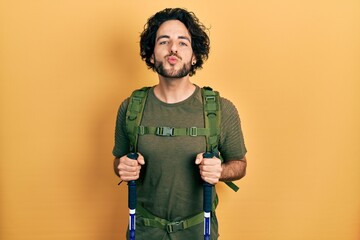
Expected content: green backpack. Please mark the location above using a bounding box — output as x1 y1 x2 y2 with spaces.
125 86 239 192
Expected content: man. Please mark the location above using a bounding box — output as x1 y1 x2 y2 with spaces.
113 8 247 240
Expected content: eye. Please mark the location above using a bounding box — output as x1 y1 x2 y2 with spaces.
179 42 188 46
159 41 168 45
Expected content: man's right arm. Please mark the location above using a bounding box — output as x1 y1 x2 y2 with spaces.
113 158 121 177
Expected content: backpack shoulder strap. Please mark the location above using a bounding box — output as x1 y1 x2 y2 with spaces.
126 87 150 152
202 86 239 192
201 86 221 153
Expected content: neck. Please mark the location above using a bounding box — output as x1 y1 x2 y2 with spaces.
154 76 196 103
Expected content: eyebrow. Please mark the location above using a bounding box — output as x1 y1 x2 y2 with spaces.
156 35 191 43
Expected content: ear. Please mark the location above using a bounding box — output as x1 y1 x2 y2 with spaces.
150 54 154 64
191 56 197 65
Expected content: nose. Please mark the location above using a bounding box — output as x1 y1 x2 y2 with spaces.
170 42 177 53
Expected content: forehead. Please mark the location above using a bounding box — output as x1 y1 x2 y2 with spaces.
156 20 191 39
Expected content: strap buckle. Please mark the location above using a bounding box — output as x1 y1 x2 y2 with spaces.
166 221 185 233
205 96 216 102
189 127 198 136
131 96 142 104
156 127 174 136
138 125 145 135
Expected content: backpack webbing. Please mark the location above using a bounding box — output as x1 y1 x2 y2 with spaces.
125 87 150 152
202 86 221 153
125 86 239 192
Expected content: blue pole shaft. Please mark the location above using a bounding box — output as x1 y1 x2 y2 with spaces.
203 152 214 240
127 153 138 240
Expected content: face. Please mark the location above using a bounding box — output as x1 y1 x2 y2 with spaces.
151 20 196 78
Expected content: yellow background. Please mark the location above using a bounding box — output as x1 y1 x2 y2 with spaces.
1 1 359 239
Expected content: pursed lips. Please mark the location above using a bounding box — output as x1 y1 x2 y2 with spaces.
167 55 179 64
167 53 182 63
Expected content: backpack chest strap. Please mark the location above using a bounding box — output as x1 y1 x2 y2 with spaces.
136 126 210 137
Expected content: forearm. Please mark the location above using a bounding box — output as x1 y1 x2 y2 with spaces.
220 157 247 182
113 158 120 177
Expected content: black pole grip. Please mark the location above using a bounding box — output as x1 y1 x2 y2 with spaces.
127 153 138 210
203 152 214 212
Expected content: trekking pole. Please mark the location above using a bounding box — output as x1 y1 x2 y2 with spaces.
127 152 138 240
203 152 214 240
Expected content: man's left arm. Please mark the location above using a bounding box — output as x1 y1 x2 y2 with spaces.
196 154 247 185
220 157 247 182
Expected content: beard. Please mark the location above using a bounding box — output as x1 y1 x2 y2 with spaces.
154 57 192 79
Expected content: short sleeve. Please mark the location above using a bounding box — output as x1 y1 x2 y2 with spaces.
219 97 247 161
112 98 130 158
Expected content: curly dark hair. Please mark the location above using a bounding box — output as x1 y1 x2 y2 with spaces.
140 8 210 76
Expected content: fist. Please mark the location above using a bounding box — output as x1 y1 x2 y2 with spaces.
195 153 223 184
118 153 145 181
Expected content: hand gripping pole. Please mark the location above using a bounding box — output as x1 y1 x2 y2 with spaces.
203 152 214 240
127 153 138 240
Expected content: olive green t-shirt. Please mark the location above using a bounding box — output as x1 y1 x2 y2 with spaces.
113 85 246 239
